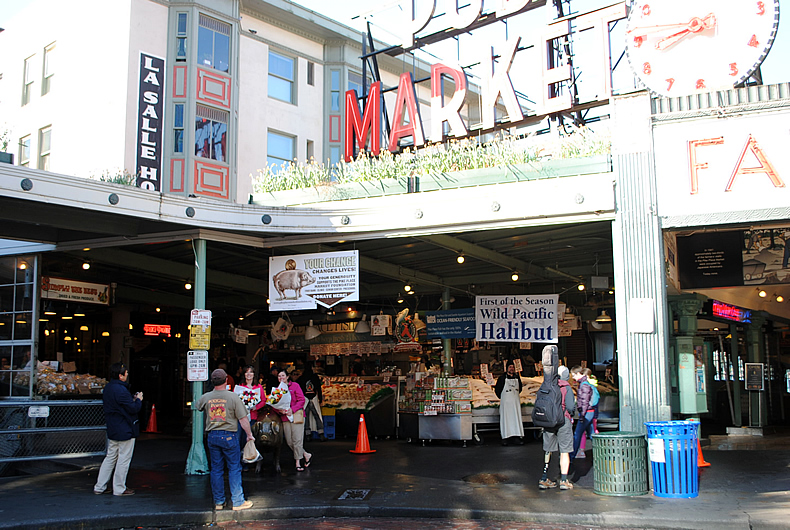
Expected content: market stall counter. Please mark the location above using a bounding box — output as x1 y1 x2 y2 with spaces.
320 376 396 438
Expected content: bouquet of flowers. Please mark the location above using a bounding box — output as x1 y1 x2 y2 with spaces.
266 382 292 421
234 386 262 413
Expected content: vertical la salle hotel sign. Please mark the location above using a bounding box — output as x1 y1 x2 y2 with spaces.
136 53 165 190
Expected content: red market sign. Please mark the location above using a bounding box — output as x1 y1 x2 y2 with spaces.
144 324 172 336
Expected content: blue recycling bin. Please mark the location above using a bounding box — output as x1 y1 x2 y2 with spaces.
644 421 699 498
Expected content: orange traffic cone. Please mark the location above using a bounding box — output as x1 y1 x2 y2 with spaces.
697 438 711 467
144 403 159 433
349 414 376 454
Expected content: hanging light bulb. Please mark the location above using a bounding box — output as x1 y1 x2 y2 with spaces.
776 295 784 303
304 320 321 340
578 284 586 291
82 261 91 270
457 254 465 264
397 294 404 304
758 289 767 298
185 282 192 290
404 284 411 292
511 272 519 282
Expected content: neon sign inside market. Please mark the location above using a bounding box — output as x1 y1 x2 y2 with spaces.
344 1 626 161
711 301 751 323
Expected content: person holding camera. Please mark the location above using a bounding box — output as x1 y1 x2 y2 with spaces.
93 363 143 496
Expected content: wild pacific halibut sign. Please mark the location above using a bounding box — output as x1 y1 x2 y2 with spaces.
475 294 558 343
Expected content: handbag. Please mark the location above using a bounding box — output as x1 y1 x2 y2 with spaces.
292 409 304 424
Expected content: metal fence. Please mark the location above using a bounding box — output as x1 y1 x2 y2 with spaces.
0 400 106 471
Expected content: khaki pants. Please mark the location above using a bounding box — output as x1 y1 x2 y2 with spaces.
94 437 136 495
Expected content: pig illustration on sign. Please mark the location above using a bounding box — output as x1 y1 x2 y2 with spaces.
251 406 283 474
272 269 315 300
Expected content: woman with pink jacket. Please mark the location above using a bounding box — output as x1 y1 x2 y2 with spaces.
274 369 313 471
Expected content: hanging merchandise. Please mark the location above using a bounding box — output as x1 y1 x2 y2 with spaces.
271 314 293 341
371 314 391 336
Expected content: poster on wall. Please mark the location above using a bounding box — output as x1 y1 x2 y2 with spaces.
370 314 391 336
677 228 790 289
269 251 359 311
475 294 558 344
424 308 475 339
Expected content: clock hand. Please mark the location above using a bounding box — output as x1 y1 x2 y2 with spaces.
626 22 698 36
654 14 716 51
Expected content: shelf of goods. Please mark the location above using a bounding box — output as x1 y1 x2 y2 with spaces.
320 375 397 438
398 375 474 444
470 375 620 434
13 365 107 397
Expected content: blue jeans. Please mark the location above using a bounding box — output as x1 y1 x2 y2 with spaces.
207 430 245 507
569 411 595 460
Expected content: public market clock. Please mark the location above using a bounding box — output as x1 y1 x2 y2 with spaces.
625 0 780 97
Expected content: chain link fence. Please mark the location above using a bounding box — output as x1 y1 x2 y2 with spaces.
0 400 106 473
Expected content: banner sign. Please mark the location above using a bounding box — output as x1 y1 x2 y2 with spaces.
135 52 165 190
425 308 476 339
475 294 558 343
269 250 359 311
41 277 109 305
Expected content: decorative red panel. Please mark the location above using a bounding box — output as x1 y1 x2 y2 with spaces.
329 115 340 143
194 160 229 199
173 65 187 98
196 67 231 109
170 158 185 192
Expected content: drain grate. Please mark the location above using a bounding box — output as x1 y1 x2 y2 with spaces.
336 488 373 500
277 488 317 496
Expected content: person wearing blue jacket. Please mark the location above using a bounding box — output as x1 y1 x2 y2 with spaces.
93 363 142 496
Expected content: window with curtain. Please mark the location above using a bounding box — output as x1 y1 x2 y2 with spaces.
195 104 228 162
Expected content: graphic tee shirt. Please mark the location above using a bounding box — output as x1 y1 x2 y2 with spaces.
196 388 248 432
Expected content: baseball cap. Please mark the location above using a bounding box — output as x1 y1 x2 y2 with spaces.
210 368 228 386
558 365 570 381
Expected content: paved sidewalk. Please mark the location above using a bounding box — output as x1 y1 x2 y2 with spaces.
0 431 788 529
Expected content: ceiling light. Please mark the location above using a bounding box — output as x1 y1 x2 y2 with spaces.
457 254 465 264
776 295 784 303
355 314 371 334
18 262 27 270
578 284 586 291
155 307 161 312
102 331 110 337
62 316 73 320
758 289 767 298
44 305 56 315
185 282 192 290
44 329 49 336
404 284 411 292
82 261 91 270
397 294 404 304
64 336 72 341
596 310 612 322
304 320 321 340
129 323 133 330
511 272 519 282
74 312 85 317
80 325 89 331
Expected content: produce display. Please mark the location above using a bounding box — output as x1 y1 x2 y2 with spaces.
471 375 617 409
15 366 107 395
321 376 395 410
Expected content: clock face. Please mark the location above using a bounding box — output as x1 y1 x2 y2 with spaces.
625 0 780 97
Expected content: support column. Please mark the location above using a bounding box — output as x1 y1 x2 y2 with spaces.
746 315 766 427
185 239 209 475
442 288 453 376
729 324 742 426
611 92 672 433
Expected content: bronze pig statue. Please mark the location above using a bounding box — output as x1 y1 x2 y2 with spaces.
251 405 283 473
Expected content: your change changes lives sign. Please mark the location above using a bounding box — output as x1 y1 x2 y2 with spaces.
475 294 558 343
269 251 359 311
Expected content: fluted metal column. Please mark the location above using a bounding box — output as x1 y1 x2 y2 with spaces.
611 92 672 432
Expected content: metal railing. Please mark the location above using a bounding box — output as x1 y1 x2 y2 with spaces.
0 400 106 468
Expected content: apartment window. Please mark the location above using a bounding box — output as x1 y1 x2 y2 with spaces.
197 14 230 73
307 61 314 86
267 130 295 172
173 104 185 153
176 13 188 61
348 71 371 97
22 56 34 106
38 126 51 170
306 140 314 161
41 43 55 95
195 104 227 162
330 70 340 111
268 51 295 103
330 146 340 166
18 136 30 167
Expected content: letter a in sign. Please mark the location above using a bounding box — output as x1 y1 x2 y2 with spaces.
725 135 785 191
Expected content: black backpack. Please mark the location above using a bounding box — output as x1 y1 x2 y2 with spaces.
532 373 565 431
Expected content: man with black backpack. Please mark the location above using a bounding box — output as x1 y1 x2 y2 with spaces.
536 345 575 491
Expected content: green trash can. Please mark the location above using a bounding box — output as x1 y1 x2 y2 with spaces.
591 431 649 496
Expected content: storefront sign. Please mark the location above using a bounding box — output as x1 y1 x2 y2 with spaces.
269 251 359 311
425 308 476 339
345 2 626 160
135 52 165 191
745 363 765 391
144 324 171 336
706 300 751 323
41 277 109 305
475 294 558 343
187 350 208 382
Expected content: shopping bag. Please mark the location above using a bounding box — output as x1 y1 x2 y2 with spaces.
242 439 262 464
292 409 304 424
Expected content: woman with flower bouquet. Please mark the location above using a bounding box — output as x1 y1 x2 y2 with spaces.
268 369 312 472
233 365 265 466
